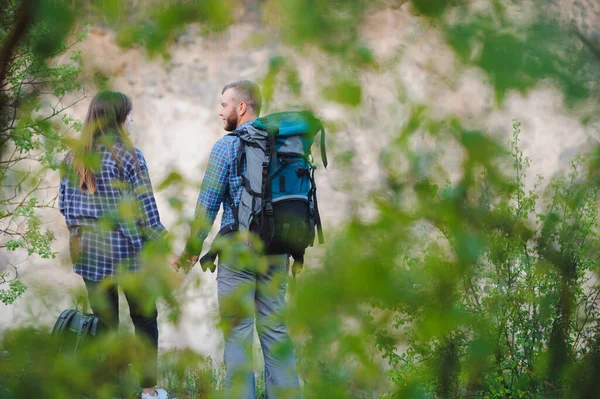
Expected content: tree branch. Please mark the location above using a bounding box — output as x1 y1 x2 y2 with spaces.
0 0 33 103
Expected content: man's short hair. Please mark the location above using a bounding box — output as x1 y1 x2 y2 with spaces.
222 80 262 115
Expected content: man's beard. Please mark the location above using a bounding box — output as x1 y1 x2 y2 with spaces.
224 113 239 132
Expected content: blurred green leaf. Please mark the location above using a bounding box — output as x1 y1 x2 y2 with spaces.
323 80 362 106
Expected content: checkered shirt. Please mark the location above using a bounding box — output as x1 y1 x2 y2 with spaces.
59 142 167 281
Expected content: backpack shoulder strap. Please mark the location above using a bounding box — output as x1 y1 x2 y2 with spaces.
227 132 246 176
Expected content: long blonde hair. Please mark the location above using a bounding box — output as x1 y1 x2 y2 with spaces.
72 91 139 194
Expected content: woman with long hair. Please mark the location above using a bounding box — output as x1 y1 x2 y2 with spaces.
59 91 169 399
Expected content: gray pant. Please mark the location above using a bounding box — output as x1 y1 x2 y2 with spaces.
217 255 301 399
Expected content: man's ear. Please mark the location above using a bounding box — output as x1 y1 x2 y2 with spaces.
238 101 247 117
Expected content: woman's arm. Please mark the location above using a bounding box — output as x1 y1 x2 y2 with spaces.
129 149 168 241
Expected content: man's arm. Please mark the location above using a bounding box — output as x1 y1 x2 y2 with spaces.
180 138 231 271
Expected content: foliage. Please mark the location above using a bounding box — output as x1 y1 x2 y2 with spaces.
379 120 600 397
286 115 600 397
2 0 600 398
0 276 26 305
0 0 86 305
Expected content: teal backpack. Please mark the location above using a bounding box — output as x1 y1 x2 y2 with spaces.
201 111 327 274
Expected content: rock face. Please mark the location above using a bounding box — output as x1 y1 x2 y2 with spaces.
552 0 600 56
1 2 599 360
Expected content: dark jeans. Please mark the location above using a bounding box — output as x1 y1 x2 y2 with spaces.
83 279 159 388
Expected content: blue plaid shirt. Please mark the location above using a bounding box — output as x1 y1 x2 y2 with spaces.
59 141 167 281
188 123 251 254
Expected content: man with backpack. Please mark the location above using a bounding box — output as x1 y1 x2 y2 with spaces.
178 80 323 398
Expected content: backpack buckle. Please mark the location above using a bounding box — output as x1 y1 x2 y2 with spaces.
296 166 308 177
265 203 274 215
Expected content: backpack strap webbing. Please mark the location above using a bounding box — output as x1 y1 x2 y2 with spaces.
260 133 277 244
319 127 328 169
311 168 324 245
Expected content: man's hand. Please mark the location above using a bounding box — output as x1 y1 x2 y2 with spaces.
292 260 303 277
199 252 217 273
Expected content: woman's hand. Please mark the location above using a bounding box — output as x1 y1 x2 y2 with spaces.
173 251 199 274
167 253 180 272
